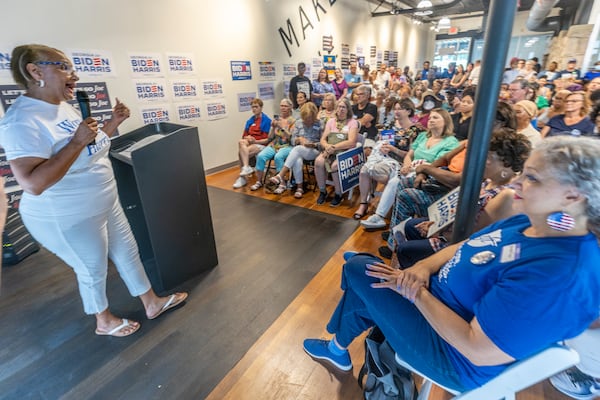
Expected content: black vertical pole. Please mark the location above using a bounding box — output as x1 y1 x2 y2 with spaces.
451 0 518 243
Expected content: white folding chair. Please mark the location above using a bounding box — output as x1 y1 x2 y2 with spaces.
394 343 580 400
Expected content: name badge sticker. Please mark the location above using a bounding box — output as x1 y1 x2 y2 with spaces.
500 243 521 263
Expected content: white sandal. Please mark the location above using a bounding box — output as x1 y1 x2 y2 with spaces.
269 175 282 185
273 184 286 194
294 187 304 199
250 181 263 191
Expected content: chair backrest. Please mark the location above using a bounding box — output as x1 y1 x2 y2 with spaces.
395 343 580 400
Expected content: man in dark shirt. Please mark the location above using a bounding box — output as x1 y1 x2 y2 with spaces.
417 60 431 83
289 62 312 108
351 85 378 140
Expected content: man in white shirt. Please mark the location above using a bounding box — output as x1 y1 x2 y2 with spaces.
374 63 391 90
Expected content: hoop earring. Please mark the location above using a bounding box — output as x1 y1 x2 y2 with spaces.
500 171 508 179
546 211 575 232
37 79 45 88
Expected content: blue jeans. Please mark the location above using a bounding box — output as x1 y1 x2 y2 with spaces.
325 254 466 392
396 217 436 268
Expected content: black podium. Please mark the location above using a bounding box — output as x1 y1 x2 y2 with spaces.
110 123 218 293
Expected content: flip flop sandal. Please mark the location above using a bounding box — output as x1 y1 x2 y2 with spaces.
95 318 140 337
148 292 188 320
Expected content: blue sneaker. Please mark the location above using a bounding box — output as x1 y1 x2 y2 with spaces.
343 251 358 261
303 339 352 371
550 367 600 400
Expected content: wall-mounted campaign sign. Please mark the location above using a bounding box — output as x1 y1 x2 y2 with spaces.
257 82 275 100
205 100 228 121
67 49 116 77
230 61 252 81
258 61 276 81
336 146 365 193
0 50 11 75
323 55 336 78
140 104 171 125
166 53 195 75
283 64 296 78
0 85 26 111
176 103 202 123
237 92 256 112
133 79 168 102
201 79 225 98
170 79 200 102
0 82 114 127
128 52 164 77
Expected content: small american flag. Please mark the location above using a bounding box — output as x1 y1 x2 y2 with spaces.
546 212 575 232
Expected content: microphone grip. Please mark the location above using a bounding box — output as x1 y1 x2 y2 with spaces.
76 91 95 145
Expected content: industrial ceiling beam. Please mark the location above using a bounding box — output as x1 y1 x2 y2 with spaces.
371 0 463 17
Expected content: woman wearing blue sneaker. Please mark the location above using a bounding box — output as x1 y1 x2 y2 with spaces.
304 136 600 392
550 319 600 399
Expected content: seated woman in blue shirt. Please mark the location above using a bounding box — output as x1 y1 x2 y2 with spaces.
303 136 600 392
541 91 595 138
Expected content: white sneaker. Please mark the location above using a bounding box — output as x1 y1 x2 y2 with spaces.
240 166 254 176
361 214 387 229
233 176 247 189
550 368 600 400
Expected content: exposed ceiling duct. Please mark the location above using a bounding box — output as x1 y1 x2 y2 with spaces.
525 0 561 32
371 0 464 18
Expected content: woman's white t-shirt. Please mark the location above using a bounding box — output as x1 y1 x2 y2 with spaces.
0 95 115 218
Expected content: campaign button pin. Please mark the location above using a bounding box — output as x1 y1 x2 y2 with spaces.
470 250 496 265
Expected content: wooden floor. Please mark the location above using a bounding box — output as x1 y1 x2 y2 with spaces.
0 183 357 399
205 167 572 400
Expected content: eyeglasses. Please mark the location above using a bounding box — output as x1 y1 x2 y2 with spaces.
35 61 75 75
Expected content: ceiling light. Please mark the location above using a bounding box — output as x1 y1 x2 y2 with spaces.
414 9 433 16
438 16 451 29
415 0 433 16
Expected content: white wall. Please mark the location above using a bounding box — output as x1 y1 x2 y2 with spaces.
0 0 433 170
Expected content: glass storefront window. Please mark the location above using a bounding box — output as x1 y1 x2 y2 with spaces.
433 37 472 69
470 34 552 66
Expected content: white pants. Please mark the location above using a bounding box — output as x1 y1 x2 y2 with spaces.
21 197 151 315
284 145 319 184
374 175 400 218
566 328 600 378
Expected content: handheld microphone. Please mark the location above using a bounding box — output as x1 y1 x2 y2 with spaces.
76 90 95 145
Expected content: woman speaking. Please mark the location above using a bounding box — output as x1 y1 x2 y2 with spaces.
0 44 187 337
